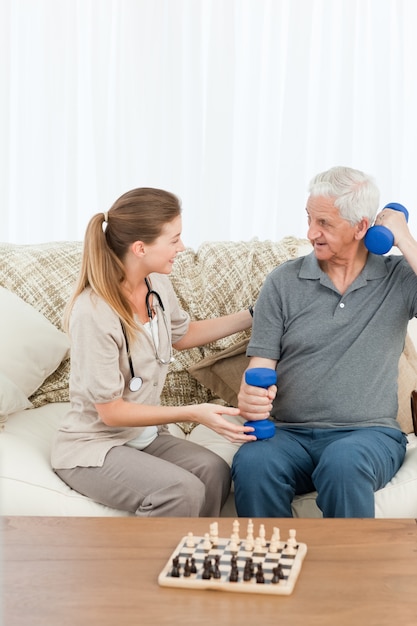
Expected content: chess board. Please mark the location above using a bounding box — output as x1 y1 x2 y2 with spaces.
158 522 307 595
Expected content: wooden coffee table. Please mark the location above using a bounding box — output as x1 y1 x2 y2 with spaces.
3 516 417 626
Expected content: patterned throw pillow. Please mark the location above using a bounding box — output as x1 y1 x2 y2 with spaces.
0 241 82 406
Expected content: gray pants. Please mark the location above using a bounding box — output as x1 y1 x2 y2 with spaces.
55 432 231 517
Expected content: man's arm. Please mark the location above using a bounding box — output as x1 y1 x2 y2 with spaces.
237 356 278 421
381 208 417 274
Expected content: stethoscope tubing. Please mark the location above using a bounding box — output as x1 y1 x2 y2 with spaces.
121 278 174 391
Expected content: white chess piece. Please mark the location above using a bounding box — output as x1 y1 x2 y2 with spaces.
231 519 240 543
209 522 219 546
254 536 263 553
271 527 280 544
203 533 212 551
259 523 266 547
286 528 297 555
229 536 238 553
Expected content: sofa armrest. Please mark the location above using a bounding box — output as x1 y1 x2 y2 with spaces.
410 391 417 436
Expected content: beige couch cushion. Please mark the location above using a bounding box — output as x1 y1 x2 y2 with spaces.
0 287 69 406
0 241 82 407
0 373 32 425
189 338 249 407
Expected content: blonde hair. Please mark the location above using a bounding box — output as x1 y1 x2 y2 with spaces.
63 188 181 343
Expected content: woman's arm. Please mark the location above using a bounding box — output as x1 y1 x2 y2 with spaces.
172 308 252 350
95 397 256 443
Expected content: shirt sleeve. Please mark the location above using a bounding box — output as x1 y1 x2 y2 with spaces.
69 290 126 404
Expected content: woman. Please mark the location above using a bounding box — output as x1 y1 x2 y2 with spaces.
52 187 255 516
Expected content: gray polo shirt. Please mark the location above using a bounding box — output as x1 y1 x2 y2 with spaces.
248 252 417 430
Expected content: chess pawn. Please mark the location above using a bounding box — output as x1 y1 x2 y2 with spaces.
286 528 297 555
259 523 266 547
253 536 263 554
229 537 238 554
244 533 254 552
203 533 212 551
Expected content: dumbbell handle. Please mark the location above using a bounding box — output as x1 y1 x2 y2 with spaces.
364 202 409 255
243 367 277 440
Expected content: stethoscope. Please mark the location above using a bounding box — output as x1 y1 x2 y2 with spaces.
121 277 174 392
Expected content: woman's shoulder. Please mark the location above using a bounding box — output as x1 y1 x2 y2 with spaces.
148 272 171 288
72 288 119 324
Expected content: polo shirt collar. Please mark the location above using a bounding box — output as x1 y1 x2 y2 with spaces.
299 250 389 286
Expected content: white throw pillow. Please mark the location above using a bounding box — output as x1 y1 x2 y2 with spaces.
0 287 70 398
0 372 32 424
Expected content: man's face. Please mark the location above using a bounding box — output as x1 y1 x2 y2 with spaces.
306 195 359 262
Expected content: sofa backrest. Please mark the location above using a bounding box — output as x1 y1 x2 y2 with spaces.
1 237 416 435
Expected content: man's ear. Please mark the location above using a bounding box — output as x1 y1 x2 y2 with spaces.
355 218 370 241
131 241 145 257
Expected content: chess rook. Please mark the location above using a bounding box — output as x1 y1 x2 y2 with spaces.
244 367 277 440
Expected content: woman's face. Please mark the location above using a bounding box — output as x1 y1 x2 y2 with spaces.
143 215 185 274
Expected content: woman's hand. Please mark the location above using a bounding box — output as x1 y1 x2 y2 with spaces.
193 404 257 443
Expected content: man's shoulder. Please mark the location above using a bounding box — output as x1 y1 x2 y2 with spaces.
268 253 313 280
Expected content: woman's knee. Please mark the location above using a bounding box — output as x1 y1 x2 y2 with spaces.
137 472 206 516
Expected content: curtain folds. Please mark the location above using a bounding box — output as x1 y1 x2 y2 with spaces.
1 0 416 247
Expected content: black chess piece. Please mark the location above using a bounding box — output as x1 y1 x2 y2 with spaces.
183 558 191 577
256 563 265 584
170 556 181 578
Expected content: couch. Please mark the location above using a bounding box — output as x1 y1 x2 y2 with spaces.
1 237 417 518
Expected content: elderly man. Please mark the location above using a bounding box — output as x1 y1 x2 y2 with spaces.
232 165 417 517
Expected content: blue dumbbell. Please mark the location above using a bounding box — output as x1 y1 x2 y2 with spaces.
243 367 277 440
364 202 409 255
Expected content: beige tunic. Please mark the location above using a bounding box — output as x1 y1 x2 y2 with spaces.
51 273 190 469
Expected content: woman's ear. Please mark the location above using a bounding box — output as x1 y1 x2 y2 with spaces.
131 241 145 257
355 218 370 241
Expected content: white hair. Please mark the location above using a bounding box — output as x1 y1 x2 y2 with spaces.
308 166 380 225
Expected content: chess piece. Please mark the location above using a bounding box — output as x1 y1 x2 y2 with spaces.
256 563 265 584
203 533 212 551
209 523 219 547
183 558 191 577
170 556 181 577
253 536 263 555
231 519 240 543
259 523 266 547
286 528 297 555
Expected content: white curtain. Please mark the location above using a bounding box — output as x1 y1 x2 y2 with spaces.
1 0 417 248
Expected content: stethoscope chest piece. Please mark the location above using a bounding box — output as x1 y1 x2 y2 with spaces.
129 376 143 392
